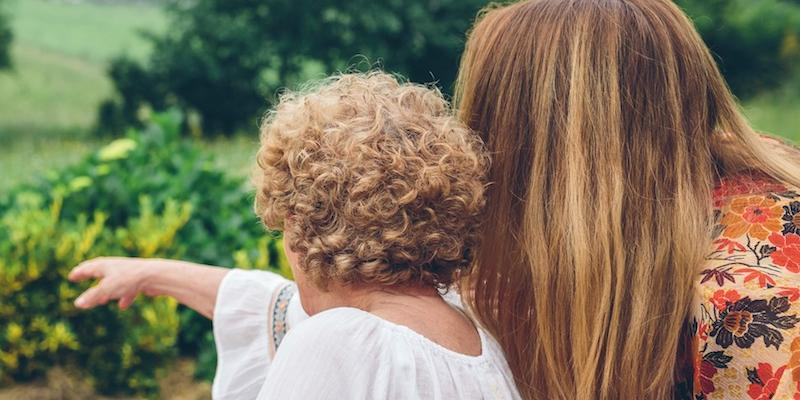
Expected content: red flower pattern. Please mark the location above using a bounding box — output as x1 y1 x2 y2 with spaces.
710 289 742 311
769 233 800 273
736 268 777 288
714 173 788 207
675 173 800 400
779 287 800 302
747 363 786 400
715 238 748 254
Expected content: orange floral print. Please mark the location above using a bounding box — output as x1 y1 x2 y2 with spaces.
721 196 784 240
710 289 742 311
675 172 800 400
789 337 800 399
737 268 777 288
713 173 788 207
770 233 800 273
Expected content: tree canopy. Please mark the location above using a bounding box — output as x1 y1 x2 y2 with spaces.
101 0 487 135
99 0 800 136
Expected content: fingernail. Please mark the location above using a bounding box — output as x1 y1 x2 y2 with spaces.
75 296 86 308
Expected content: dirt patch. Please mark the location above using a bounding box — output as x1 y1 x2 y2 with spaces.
0 359 211 400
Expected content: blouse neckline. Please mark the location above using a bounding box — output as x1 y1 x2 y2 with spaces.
326 306 491 364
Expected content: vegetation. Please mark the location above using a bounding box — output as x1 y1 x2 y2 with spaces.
9 0 164 64
677 0 800 97
743 74 800 139
98 0 489 135
0 0 11 69
0 0 796 394
0 0 165 193
97 0 800 137
0 112 289 396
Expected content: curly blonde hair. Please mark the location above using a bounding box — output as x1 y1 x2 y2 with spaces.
254 72 488 289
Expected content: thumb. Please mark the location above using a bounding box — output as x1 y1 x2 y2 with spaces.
69 260 106 282
74 285 110 309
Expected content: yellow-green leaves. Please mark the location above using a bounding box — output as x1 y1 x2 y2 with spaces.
97 138 137 161
117 197 193 258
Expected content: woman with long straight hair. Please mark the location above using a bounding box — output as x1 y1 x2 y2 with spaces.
70 0 800 398
456 0 800 398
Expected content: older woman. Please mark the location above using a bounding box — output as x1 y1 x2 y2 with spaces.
70 72 519 399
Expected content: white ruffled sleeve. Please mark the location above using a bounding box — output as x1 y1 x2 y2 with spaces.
211 269 308 400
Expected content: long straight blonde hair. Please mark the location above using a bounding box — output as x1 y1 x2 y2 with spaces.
455 1 800 398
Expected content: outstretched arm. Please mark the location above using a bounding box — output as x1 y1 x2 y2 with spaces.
69 257 229 319
70 257 309 399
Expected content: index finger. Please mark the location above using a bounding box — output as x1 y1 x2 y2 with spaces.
68 259 108 282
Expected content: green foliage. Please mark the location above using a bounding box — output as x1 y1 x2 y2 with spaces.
677 0 800 98
0 0 12 69
0 192 183 395
98 0 800 136
98 0 488 135
0 111 284 395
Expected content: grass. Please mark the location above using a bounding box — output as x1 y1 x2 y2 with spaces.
0 45 108 192
8 0 166 64
0 0 165 193
742 77 800 142
0 45 109 134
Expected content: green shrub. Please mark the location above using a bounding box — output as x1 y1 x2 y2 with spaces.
0 111 285 395
0 0 12 69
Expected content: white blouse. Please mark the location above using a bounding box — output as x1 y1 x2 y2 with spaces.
212 269 521 400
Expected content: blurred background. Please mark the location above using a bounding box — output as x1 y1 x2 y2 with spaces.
0 0 797 399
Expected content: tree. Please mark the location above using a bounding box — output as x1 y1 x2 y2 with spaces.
100 0 487 136
100 0 800 136
0 0 12 69
676 0 800 97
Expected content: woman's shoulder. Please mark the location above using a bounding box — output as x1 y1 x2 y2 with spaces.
278 307 385 349
260 307 520 400
707 172 800 288
258 308 388 399
275 306 506 367
686 172 800 398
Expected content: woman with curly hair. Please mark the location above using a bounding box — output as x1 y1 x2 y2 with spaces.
69 72 520 399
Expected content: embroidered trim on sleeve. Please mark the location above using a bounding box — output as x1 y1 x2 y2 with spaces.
270 283 297 354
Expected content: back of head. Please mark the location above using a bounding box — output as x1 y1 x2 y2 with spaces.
255 72 488 292
456 0 800 398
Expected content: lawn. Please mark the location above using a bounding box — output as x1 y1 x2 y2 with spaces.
0 0 265 193
0 0 798 195
0 0 164 192
9 0 165 64
742 77 800 141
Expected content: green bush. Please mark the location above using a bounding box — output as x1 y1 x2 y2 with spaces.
0 112 286 396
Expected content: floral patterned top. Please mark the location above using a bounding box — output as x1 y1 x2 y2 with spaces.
679 172 800 399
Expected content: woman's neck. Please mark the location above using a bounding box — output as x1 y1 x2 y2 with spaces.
299 281 482 356
301 282 443 315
